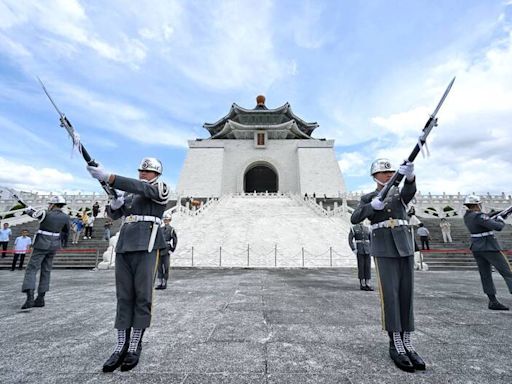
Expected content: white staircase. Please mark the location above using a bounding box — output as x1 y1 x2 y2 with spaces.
171 194 355 268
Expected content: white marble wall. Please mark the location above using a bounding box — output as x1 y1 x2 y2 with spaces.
176 139 346 198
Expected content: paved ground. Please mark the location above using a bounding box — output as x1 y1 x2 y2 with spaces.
1 267 511 384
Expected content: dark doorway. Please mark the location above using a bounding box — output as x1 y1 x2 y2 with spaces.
244 165 278 193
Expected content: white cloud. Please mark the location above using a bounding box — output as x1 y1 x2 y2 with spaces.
338 152 368 177
0 156 74 192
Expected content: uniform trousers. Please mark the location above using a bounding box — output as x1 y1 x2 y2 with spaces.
21 249 56 293
472 251 512 295
157 253 170 280
374 256 414 332
356 253 371 280
115 249 159 329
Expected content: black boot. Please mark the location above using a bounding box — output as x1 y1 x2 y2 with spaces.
103 329 130 373
161 279 167 290
155 278 163 290
389 333 414 372
402 332 426 370
120 343 142 371
121 329 144 372
34 292 46 307
21 290 35 309
488 300 509 310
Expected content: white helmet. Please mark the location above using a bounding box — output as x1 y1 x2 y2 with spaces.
138 157 163 174
49 195 66 205
370 158 396 176
464 194 481 205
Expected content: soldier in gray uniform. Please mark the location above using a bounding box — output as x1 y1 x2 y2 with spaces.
351 158 425 373
87 157 169 372
348 222 373 291
21 195 70 309
155 214 178 290
463 195 512 310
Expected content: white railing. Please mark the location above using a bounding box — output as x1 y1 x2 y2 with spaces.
168 196 222 217
344 191 512 218
170 244 354 268
290 194 353 218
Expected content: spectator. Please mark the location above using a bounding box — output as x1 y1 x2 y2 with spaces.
60 220 70 248
12 229 31 271
103 217 113 241
0 222 12 258
407 205 421 226
92 201 100 218
85 214 95 239
82 211 90 239
71 214 83 244
439 218 452 243
417 223 430 250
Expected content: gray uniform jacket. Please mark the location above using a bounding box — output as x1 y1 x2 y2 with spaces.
28 208 70 251
348 224 371 254
161 225 178 256
350 179 416 258
106 175 168 253
463 211 505 252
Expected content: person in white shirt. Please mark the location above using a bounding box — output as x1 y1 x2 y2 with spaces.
416 223 430 250
0 222 12 258
12 229 32 270
439 218 452 243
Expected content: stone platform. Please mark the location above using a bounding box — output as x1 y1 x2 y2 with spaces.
1 268 511 383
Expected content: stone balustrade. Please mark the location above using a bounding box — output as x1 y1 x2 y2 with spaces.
344 191 512 218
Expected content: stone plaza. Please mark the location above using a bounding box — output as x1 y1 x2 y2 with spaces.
1 267 511 383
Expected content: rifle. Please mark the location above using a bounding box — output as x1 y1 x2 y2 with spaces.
37 78 118 198
377 77 456 201
2 187 28 208
489 205 512 220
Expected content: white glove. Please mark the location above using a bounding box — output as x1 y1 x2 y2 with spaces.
110 196 124 210
87 164 110 183
371 198 385 210
352 249 357 255
496 215 506 223
24 206 34 214
398 161 415 181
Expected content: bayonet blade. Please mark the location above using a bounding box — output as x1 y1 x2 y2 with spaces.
429 77 456 122
37 77 65 118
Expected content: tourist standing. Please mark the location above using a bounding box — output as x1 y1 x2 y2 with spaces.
463 195 512 310
416 223 430 250
351 158 425 372
0 222 12 258
12 229 31 271
439 218 452 243
87 157 169 372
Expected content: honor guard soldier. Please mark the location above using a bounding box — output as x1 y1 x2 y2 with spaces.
87 157 169 372
463 195 512 310
155 214 178 290
21 195 70 309
351 158 425 373
348 222 373 291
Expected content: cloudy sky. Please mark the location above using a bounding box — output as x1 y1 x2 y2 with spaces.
1 0 511 196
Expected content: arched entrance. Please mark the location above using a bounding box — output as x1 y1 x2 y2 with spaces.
244 164 278 193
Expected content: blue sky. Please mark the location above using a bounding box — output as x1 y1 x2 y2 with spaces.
1 0 511 195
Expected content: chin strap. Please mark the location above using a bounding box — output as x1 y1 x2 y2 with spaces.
373 177 386 187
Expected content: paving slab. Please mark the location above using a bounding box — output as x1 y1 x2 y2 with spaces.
1 268 511 383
